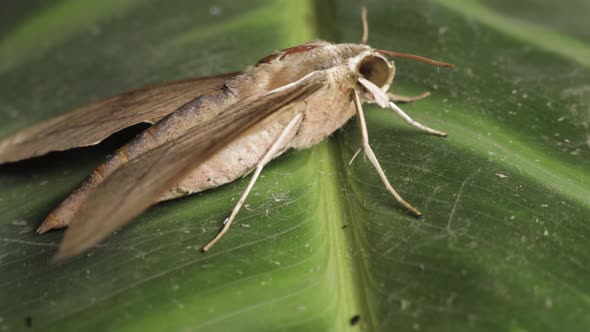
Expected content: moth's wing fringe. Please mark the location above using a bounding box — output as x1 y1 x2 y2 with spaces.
54 72 325 260
0 73 239 164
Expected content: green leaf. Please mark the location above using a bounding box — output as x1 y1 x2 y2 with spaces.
1 0 588 331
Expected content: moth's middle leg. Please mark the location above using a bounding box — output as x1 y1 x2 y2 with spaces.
202 112 304 252
352 89 422 216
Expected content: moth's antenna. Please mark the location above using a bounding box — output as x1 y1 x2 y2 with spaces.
377 49 455 68
360 6 369 44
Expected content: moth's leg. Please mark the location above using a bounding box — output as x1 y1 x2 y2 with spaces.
352 90 422 216
357 77 446 138
348 148 362 165
202 112 303 252
388 100 448 137
388 91 430 103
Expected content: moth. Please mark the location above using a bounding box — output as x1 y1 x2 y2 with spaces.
0 8 453 260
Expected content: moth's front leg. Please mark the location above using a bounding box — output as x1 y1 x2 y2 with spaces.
388 91 431 103
388 98 448 137
352 89 422 216
358 77 448 138
202 112 303 252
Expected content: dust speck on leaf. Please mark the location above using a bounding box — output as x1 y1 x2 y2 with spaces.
208 6 222 16
545 298 553 308
400 299 410 311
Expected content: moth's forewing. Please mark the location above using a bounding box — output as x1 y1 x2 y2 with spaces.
0 72 238 164
55 73 325 260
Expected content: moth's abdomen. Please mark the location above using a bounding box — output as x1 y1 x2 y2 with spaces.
37 132 155 234
159 111 296 201
291 75 356 149
161 81 355 201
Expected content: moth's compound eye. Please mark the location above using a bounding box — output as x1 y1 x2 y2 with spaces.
358 55 394 89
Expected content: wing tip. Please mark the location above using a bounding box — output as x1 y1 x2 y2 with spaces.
51 251 68 263
52 240 83 263
52 244 72 263
51 226 92 263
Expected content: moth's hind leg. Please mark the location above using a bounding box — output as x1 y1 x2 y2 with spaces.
202 112 303 252
352 90 422 216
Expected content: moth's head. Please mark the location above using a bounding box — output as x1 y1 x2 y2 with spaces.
352 51 395 93
350 6 454 104
348 47 395 101
351 47 454 92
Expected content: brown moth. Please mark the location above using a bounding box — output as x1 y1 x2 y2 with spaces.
0 8 453 260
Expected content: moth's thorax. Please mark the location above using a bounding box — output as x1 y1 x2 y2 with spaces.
244 41 396 99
